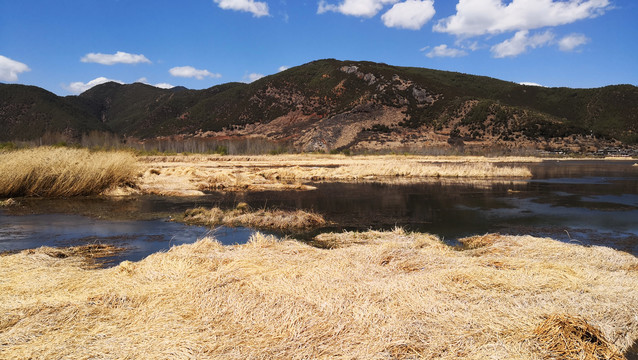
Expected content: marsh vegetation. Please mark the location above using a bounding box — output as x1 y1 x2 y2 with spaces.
2 147 638 359
179 204 327 231
0 147 137 197
1 230 637 359
137 153 534 195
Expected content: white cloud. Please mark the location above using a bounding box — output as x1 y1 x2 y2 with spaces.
135 77 175 89
425 44 468 58
381 0 435 30
154 83 175 89
0 55 30 82
318 0 399 18
214 0 270 17
169 66 222 80
65 77 123 94
491 30 554 58
559 33 590 52
80 51 151 65
519 82 544 87
245 73 265 83
434 0 610 37
278 65 289 72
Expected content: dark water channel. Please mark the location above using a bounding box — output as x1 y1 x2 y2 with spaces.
1 160 637 263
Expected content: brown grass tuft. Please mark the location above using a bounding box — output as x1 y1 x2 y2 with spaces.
181 205 327 231
534 314 626 360
0 147 138 197
458 233 505 249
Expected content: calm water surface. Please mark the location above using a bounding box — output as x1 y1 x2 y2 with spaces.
1 160 637 262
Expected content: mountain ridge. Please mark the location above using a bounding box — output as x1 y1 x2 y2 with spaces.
1 59 637 153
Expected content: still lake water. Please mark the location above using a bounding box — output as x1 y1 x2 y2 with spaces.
1 160 637 263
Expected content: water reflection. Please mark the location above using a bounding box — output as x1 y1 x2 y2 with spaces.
0 213 262 264
1 160 637 262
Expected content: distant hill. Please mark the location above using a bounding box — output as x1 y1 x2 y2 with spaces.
0 84 107 140
2 59 637 153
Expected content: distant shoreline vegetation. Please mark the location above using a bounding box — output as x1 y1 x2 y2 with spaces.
2 131 637 158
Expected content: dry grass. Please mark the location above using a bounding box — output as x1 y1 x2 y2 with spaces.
257 161 530 181
18 244 126 269
137 154 533 195
0 198 17 207
1 230 637 359
534 314 625 360
180 203 327 231
0 147 138 197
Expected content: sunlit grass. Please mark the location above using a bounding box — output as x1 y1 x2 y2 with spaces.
180 203 327 231
0 147 137 197
138 154 534 195
1 230 636 359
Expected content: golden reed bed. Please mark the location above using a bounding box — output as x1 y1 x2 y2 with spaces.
0 149 534 197
1 230 637 359
0 147 137 197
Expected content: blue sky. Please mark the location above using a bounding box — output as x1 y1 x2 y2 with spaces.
1 0 636 95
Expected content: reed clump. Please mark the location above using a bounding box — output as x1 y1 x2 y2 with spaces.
181 203 327 231
1 230 637 359
0 147 138 197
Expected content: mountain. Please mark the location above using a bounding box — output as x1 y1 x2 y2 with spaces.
2 59 637 153
0 84 107 140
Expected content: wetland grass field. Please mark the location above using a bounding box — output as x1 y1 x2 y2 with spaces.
1 147 637 359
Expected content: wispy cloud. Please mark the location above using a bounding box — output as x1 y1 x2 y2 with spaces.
558 33 590 52
81 51 151 65
491 30 555 58
425 44 467 58
169 66 222 80
0 55 30 82
64 77 123 94
213 0 270 17
278 65 289 72
519 82 544 87
318 0 399 18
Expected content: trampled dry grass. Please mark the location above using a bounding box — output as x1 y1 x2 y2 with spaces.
0 147 138 197
180 204 327 231
2 230 637 359
138 154 534 195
